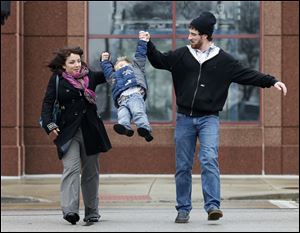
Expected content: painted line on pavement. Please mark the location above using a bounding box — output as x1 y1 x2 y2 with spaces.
269 200 299 208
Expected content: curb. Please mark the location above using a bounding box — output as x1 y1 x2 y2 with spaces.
226 193 299 202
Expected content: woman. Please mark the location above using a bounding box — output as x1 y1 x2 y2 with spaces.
40 46 112 225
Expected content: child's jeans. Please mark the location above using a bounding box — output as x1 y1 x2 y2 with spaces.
117 93 151 131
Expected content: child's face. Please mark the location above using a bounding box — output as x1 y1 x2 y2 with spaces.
115 60 129 71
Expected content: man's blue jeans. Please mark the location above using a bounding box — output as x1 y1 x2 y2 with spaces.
174 113 220 213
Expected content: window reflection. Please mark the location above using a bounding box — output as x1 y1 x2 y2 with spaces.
114 1 172 34
176 1 260 34
88 1 261 122
217 38 260 121
89 1 172 35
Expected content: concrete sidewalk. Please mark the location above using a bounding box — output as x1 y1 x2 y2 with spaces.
1 175 299 210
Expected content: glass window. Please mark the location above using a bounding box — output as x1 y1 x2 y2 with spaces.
89 1 173 35
88 1 261 122
176 1 260 34
89 1 113 34
216 38 260 121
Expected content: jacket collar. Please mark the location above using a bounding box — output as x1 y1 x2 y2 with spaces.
186 44 220 64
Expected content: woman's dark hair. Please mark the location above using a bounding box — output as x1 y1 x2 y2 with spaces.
48 46 87 74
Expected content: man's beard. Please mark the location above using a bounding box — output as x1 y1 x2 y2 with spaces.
190 40 202 49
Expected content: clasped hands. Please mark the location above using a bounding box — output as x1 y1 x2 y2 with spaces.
139 31 150 42
101 31 151 61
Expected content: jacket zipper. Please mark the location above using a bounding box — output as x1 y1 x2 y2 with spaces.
189 46 215 116
190 63 202 116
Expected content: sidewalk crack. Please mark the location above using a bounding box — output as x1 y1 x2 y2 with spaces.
147 178 157 196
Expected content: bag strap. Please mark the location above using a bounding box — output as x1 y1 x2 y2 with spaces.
55 75 59 103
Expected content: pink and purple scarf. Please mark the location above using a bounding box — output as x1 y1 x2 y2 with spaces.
62 66 96 105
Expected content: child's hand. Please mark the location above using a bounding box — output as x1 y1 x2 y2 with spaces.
101 52 110 61
139 31 149 42
139 31 146 39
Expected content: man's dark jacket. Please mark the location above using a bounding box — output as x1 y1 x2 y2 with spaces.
147 41 278 117
41 70 112 159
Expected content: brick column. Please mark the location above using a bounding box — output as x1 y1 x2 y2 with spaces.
1 1 25 176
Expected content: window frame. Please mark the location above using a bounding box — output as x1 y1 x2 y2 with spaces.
87 1 263 126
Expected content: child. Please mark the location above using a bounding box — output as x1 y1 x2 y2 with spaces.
100 31 153 142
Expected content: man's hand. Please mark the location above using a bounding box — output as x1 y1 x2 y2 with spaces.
101 52 110 61
274 81 287 96
145 31 150 41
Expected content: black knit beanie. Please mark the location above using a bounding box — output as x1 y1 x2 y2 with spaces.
190 11 217 36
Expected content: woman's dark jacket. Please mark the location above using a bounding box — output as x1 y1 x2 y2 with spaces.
41 70 112 159
147 41 278 117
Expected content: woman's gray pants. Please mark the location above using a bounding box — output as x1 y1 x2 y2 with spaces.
60 127 100 221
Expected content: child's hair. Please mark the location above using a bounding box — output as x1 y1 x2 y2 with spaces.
115 56 131 65
114 56 132 70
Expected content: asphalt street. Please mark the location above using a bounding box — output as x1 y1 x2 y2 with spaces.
1 207 299 232
1 175 299 232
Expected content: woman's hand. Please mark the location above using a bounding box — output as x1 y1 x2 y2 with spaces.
49 128 60 140
101 52 110 61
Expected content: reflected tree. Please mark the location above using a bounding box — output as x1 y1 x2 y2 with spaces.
239 2 260 106
176 1 213 19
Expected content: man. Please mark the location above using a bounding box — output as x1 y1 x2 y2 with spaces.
146 11 287 223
